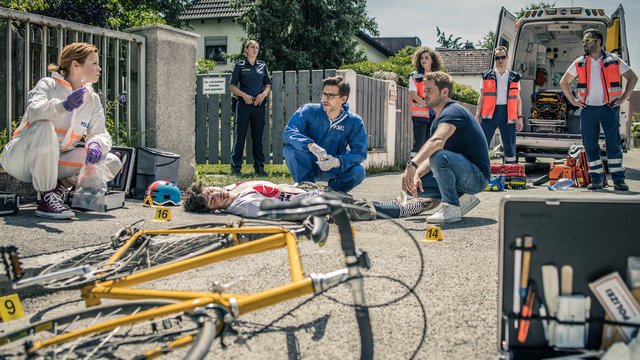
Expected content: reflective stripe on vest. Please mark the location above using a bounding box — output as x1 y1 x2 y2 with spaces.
507 81 519 122
409 72 431 119
480 70 520 122
575 52 622 105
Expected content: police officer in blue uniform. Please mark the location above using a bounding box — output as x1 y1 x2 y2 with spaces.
283 76 367 193
229 40 271 176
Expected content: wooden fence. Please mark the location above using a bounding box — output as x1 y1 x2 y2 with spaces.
195 69 392 165
196 69 338 164
355 74 387 150
195 70 478 166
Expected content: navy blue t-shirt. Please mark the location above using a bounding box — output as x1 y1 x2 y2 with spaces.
229 59 271 98
431 101 491 180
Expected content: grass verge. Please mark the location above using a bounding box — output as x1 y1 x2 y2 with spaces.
195 162 403 187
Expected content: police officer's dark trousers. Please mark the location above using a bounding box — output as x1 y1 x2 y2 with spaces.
231 101 266 173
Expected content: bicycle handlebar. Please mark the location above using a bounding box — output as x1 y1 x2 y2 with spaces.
260 193 374 358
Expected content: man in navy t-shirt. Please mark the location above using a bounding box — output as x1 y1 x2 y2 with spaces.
402 71 490 223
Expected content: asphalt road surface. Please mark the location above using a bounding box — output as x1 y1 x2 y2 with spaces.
1 149 639 359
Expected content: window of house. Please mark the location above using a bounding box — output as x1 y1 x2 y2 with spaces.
205 36 227 64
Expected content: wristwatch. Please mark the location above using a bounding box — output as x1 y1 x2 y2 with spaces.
406 160 418 169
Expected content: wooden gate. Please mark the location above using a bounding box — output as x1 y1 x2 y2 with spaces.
355 74 388 150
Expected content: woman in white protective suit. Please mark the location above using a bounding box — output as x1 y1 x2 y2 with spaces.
0 42 121 220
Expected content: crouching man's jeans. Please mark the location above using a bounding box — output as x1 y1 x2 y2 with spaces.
417 150 489 206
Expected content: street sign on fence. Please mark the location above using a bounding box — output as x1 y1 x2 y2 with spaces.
202 77 226 95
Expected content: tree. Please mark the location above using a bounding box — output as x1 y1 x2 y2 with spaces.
515 1 555 19
2 0 194 30
0 0 47 12
436 27 463 50
231 0 378 71
476 30 495 50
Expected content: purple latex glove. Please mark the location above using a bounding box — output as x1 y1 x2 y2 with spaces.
63 87 86 112
85 142 102 164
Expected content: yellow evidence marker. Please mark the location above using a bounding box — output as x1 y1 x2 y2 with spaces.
154 207 172 221
424 224 443 242
0 294 25 322
143 195 154 207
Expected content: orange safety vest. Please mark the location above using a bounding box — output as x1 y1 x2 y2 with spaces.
575 51 623 105
480 70 520 123
409 72 434 120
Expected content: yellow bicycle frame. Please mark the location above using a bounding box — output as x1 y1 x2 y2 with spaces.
27 225 321 355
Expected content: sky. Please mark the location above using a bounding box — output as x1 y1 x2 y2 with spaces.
366 0 640 88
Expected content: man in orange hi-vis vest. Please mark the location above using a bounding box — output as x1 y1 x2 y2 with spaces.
560 28 637 191
475 46 524 164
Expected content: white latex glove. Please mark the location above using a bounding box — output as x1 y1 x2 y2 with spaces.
317 155 340 171
308 143 328 161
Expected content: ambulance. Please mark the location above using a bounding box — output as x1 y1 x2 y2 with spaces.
493 5 629 162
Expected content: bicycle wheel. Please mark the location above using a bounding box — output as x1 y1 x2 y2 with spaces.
0 300 220 359
39 224 235 289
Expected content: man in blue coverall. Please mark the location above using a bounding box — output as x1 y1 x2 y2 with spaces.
283 76 367 193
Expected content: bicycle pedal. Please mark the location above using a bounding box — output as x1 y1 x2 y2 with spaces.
0 245 24 281
356 250 371 270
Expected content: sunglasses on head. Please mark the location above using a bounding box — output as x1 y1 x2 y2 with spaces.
495 55 507 60
582 38 597 44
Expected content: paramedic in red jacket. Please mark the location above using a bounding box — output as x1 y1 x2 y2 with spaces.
560 28 637 191
475 46 524 164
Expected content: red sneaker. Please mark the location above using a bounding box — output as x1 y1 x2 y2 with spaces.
54 181 71 204
36 191 74 220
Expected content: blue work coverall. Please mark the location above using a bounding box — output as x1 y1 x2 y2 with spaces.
284 103 367 193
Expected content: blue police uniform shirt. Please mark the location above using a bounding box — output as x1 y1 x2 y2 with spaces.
431 101 491 180
229 59 271 98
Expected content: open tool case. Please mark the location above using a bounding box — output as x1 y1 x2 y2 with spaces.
498 196 640 359
69 146 135 211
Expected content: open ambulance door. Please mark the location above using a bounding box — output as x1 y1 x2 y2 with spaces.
492 7 517 68
607 5 628 62
607 5 630 149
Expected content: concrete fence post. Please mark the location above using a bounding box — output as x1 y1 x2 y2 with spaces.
127 24 199 189
339 69 357 112
385 80 397 165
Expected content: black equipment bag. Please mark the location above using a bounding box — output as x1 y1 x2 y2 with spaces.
132 147 180 199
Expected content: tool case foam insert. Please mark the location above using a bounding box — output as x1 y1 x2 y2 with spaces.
498 196 640 359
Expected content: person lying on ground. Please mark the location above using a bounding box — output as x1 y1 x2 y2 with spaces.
183 180 430 220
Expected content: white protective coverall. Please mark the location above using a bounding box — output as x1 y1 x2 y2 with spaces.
0 72 121 192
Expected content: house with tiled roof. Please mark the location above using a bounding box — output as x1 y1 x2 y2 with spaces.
438 48 492 90
180 0 250 71
181 0 407 71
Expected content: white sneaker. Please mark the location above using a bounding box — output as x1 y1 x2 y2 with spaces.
426 203 461 223
459 194 480 216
